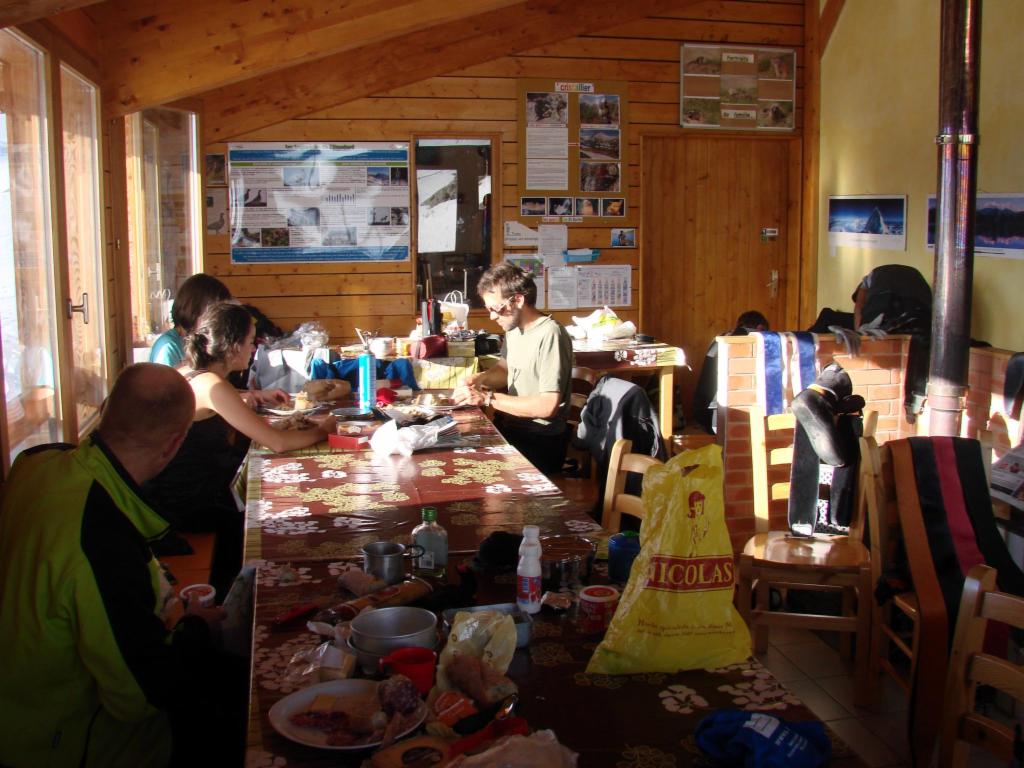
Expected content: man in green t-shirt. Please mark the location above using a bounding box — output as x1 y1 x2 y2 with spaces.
454 263 572 474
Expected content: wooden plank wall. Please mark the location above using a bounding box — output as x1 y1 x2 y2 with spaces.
202 0 805 343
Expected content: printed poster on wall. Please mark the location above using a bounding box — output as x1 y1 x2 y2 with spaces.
517 79 629 225
926 193 1024 260
680 44 796 131
228 142 410 263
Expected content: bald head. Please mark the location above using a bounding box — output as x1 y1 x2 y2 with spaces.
99 364 195 479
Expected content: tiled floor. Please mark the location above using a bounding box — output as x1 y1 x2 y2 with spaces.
755 627 909 768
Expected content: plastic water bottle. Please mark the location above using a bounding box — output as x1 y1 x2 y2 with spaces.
412 506 448 579
357 349 376 412
517 525 542 614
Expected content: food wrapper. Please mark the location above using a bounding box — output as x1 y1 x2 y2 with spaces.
369 419 443 457
285 641 356 685
436 610 516 690
449 729 578 767
587 444 751 674
570 307 636 342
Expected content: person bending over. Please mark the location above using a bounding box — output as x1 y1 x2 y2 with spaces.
692 310 769 434
0 364 231 767
150 273 232 368
143 301 335 594
453 263 572 474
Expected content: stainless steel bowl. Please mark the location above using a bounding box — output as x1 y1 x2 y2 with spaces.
349 606 438 656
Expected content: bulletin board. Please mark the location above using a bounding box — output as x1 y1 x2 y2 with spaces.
516 79 629 225
680 44 796 131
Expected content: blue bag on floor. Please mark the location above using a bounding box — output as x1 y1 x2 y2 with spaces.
695 709 831 768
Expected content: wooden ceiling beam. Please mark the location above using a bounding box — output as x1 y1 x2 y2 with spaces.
201 0 698 142
97 0 524 116
0 0 104 29
818 0 845 58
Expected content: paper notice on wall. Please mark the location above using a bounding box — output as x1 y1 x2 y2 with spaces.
503 221 538 247
526 159 569 190
535 273 547 310
576 265 631 307
547 267 578 309
538 224 568 268
526 126 569 159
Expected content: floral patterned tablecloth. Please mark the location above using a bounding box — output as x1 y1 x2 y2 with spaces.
245 560 862 768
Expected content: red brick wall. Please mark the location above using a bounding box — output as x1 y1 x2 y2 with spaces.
965 347 1023 459
714 334 912 553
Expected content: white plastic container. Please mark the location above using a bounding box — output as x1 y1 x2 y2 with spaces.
516 525 542 615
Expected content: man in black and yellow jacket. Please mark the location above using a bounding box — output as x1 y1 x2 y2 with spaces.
0 364 226 768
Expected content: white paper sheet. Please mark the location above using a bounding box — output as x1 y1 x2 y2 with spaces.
503 221 539 246
538 224 568 269
547 267 578 309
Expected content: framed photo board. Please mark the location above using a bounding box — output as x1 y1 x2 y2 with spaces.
680 44 796 131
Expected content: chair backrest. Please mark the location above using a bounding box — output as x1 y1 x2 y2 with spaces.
570 366 600 396
748 406 796 534
601 437 663 532
858 435 897 592
940 563 1024 767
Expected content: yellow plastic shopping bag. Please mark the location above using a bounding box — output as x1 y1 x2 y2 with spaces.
587 444 751 674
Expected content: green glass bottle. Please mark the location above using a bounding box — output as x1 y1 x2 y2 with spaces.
412 506 448 579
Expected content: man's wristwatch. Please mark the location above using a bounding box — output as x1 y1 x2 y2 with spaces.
484 390 494 408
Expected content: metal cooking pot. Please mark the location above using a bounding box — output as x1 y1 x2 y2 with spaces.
349 606 438 657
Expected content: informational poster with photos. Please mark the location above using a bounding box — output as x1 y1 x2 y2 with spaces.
680 44 796 131
517 79 629 224
228 142 410 263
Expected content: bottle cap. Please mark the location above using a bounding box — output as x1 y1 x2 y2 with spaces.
421 506 438 522
523 524 540 539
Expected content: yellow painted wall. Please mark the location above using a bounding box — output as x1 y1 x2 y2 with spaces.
818 0 1024 350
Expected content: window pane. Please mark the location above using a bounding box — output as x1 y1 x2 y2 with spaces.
126 108 200 350
60 64 105 434
0 30 62 465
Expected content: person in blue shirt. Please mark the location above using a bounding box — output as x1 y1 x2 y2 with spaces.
149 273 232 368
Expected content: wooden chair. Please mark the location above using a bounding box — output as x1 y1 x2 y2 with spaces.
736 406 872 707
570 366 600 396
940 563 1024 767
601 437 663 532
858 435 919 698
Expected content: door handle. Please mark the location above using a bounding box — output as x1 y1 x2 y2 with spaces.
67 292 89 324
767 270 779 299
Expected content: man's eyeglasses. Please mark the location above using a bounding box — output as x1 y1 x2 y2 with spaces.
486 295 518 316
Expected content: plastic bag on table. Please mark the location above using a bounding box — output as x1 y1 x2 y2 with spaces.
369 419 454 457
586 443 751 674
440 291 470 332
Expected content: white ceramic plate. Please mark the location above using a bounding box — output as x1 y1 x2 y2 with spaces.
263 404 326 416
267 679 424 751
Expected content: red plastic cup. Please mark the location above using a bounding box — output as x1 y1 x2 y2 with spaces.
379 647 437 694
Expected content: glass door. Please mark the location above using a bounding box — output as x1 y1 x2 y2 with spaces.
0 31 110 471
0 30 63 465
59 64 106 435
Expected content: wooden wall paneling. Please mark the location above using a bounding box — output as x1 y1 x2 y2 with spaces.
196 0 803 348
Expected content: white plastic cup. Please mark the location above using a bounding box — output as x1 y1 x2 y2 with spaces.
180 583 217 608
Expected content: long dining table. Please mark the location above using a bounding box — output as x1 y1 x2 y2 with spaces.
242 407 863 767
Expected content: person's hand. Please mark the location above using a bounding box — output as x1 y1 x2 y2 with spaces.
255 388 289 406
184 597 226 626
453 384 485 407
461 371 482 388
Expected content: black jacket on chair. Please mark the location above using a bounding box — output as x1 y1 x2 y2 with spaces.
575 376 667 498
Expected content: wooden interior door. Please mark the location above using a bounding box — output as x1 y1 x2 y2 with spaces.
641 135 795 424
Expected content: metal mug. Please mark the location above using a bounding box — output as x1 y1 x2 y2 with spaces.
361 541 425 585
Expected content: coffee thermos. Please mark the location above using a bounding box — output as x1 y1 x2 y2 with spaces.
421 299 442 336
357 349 376 412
